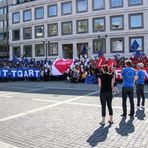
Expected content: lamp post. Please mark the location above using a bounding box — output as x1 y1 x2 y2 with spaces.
98 32 107 53
42 40 49 62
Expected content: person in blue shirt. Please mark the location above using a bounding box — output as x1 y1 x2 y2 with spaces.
135 63 145 109
121 60 136 117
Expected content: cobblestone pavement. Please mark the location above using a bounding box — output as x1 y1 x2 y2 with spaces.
0 81 147 148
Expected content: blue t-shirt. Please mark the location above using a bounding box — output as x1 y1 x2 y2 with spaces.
136 70 145 84
121 67 136 88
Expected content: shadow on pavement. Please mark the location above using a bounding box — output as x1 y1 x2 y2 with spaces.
135 109 146 120
115 117 135 136
87 124 111 147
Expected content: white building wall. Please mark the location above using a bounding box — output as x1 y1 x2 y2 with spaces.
8 0 148 60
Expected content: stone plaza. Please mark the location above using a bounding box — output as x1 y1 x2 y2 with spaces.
0 81 147 148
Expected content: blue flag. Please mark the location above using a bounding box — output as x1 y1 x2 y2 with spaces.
81 44 87 55
98 45 104 57
130 40 139 52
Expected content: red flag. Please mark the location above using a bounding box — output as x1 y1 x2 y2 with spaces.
97 57 106 68
107 59 115 67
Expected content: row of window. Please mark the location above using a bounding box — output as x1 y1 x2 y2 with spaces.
12 14 144 41
12 0 143 23
12 36 144 57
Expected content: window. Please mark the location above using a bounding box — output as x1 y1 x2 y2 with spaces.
0 21 3 28
35 25 44 38
111 15 124 30
0 33 4 40
35 7 44 19
48 23 58 36
93 17 105 32
48 4 57 17
12 12 20 24
0 7 3 15
23 9 31 22
23 45 32 57
129 36 144 52
129 13 143 29
3 20 7 28
61 2 72 15
77 19 88 33
93 39 106 54
12 29 20 41
129 0 142 6
3 7 6 14
93 0 105 10
62 21 72 35
110 0 123 8
48 42 58 56
23 27 32 40
76 0 88 13
111 38 124 53
13 46 21 58
35 44 44 57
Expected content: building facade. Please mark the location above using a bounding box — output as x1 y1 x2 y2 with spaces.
9 0 148 60
0 0 10 58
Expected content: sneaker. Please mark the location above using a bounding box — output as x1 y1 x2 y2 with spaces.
108 121 114 124
99 121 105 126
128 114 134 117
121 114 126 117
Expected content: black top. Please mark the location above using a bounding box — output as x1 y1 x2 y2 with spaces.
99 73 113 93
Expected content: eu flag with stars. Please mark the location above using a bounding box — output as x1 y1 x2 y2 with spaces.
129 40 139 52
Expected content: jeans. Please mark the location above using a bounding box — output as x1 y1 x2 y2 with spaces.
100 92 113 117
136 84 145 106
122 87 134 116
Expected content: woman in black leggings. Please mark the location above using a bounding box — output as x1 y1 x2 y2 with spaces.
98 65 114 125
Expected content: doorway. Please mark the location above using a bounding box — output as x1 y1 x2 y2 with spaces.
77 43 88 58
62 44 73 59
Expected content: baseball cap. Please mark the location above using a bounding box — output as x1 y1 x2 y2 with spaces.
137 63 144 68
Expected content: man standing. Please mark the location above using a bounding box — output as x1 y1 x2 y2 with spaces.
121 60 136 117
136 63 145 109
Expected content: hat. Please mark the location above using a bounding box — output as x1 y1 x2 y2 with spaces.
137 63 144 68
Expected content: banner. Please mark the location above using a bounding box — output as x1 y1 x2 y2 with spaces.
0 68 40 79
115 68 148 81
52 59 74 75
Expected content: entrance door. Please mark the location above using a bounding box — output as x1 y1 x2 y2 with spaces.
62 44 73 59
77 43 88 58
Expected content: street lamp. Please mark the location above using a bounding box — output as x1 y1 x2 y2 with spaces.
98 32 107 52
42 40 49 62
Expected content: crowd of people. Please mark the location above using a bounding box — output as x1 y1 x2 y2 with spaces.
0 53 147 82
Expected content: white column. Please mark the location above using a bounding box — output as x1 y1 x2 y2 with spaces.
124 14 128 32
9 46 13 60
88 39 93 58
32 44 35 58
124 36 129 54
58 41 63 58
106 37 110 54
88 0 92 13
73 42 77 59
